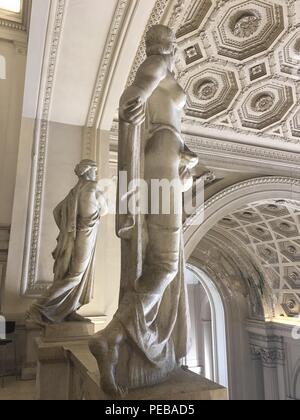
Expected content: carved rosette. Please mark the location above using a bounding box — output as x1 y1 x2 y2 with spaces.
239 84 294 130
184 66 239 120
232 11 261 39
213 0 285 61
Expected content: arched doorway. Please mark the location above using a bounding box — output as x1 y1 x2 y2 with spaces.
185 265 228 388
183 177 300 400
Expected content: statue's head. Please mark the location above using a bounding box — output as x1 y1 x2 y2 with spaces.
75 159 98 181
145 25 177 66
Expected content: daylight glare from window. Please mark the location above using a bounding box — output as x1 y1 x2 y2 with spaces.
0 0 21 13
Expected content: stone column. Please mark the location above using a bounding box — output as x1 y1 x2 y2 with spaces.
249 334 285 400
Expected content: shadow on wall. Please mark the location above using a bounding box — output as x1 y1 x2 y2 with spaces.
0 55 6 79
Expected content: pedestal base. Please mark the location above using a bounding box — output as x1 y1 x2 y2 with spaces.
36 341 228 400
22 317 106 380
122 369 228 400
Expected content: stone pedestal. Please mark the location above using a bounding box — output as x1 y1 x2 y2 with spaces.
22 317 106 380
22 322 43 380
36 341 228 400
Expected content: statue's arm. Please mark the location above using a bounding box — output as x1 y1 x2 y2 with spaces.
119 56 168 125
96 190 109 217
53 201 63 229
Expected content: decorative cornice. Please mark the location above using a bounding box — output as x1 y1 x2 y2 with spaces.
23 0 67 296
184 133 300 172
182 116 300 146
111 121 300 169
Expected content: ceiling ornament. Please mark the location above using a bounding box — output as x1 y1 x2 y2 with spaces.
252 93 274 113
214 199 300 318
291 111 300 138
176 0 212 39
193 78 218 100
213 0 285 61
238 83 294 130
282 294 300 317
155 0 300 147
184 65 239 119
249 62 267 81
231 11 261 39
279 31 300 78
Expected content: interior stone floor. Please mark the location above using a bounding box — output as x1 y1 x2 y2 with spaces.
0 377 35 400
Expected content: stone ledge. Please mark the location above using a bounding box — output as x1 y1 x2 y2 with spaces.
37 341 228 400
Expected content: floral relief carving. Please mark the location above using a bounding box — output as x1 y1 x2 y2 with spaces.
253 93 275 113
232 12 261 38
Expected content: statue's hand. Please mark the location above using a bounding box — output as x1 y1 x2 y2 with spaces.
117 216 135 240
119 96 145 126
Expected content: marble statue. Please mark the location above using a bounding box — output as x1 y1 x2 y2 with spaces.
26 160 108 325
89 25 199 397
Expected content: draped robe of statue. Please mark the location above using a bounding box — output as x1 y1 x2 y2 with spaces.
31 180 101 323
114 92 198 389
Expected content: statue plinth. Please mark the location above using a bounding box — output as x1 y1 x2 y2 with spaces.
22 317 106 381
117 369 228 401
42 322 96 343
36 341 228 400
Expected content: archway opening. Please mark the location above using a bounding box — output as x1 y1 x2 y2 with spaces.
185 264 228 388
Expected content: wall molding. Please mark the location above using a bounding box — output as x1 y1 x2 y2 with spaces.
21 0 68 296
82 0 139 160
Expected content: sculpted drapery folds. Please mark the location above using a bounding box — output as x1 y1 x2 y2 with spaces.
26 160 108 324
89 25 199 397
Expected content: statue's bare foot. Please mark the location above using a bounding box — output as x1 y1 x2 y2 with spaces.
89 333 125 398
66 312 91 323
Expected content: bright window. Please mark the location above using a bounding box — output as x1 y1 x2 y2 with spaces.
0 0 21 13
0 55 5 80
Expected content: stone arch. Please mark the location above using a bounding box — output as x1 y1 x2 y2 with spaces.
184 177 300 259
187 264 228 388
183 176 300 399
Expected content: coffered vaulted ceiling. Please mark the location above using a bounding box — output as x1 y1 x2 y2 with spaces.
216 200 300 318
172 0 300 151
